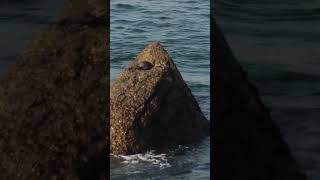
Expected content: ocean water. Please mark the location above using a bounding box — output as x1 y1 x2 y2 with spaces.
111 0 210 179
215 0 320 179
0 0 210 179
0 0 64 72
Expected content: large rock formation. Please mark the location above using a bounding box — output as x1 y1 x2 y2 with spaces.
212 20 307 180
110 42 209 155
0 0 108 179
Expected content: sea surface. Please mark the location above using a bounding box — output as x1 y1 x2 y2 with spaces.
215 0 320 179
0 0 64 72
111 0 210 179
0 0 210 179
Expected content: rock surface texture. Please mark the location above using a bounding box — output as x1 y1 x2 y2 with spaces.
0 0 108 179
213 20 307 180
110 42 209 155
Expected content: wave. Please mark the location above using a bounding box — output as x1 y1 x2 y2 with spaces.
114 3 137 10
215 0 320 22
111 150 171 168
0 13 53 24
252 69 320 83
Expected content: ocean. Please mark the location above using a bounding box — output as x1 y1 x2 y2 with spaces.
0 0 64 72
1 0 211 179
215 0 320 179
2 0 318 179
110 0 210 179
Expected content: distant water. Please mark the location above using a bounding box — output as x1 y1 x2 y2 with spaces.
0 0 64 72
216 0 320 179
111 0 210 179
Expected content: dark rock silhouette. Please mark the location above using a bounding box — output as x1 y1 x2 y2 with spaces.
0 0 108 179
110 42 209 155
212 20 307 180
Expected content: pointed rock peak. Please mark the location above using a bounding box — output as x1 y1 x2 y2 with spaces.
129 42 175 70
111 42 209 155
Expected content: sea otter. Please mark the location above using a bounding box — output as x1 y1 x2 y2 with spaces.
110 42 209 155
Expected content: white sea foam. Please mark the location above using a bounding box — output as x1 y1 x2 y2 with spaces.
112 150 172 168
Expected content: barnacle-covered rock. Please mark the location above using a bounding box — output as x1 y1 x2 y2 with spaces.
110 42 209 155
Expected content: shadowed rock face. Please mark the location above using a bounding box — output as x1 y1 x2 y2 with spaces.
58 0 108 26
110 42 209 155
213 20 307 180
0 0 108 179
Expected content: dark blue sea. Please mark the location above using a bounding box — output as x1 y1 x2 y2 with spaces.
216 0 320 179
0 0 64 72
0 0 210 179
1 0 319 180
110 0 210 179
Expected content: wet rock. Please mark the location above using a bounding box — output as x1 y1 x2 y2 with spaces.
212 20 307 180
0 0 108 179
110 42 209 155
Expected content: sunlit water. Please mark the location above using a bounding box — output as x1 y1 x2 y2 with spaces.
216 0 320 179
111 0 210 179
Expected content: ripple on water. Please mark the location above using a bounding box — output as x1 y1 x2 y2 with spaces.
216 0 320 179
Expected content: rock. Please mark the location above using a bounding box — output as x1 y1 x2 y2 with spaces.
212 20 307 180
58 0 108 24
0 1 108 179
110 42 209 155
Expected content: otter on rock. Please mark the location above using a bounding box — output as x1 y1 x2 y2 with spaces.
110 42 209 155
137 61 154 70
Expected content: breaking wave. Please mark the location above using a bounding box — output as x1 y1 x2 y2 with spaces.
112 150 171 168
